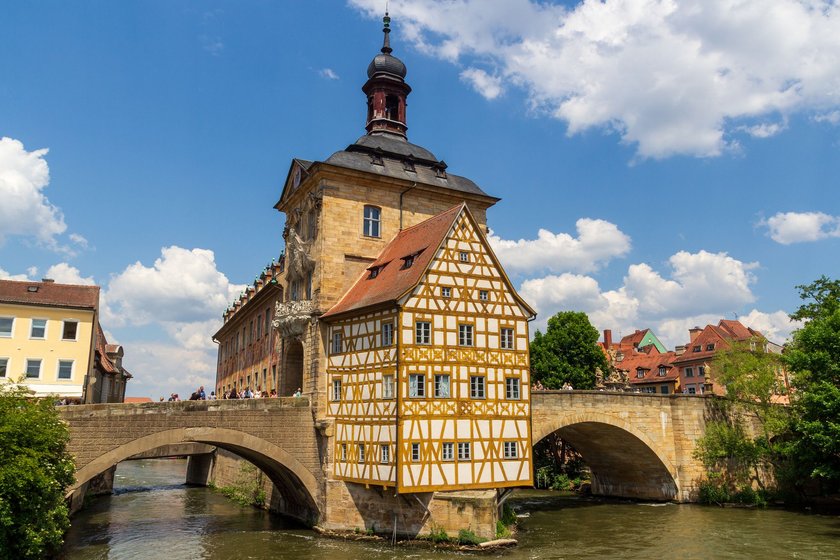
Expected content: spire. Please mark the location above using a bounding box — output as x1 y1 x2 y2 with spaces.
381 11 392 54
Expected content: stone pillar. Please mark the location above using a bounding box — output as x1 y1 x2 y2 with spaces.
186 453 215 486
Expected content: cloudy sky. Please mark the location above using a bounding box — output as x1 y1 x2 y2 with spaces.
2 1 838 399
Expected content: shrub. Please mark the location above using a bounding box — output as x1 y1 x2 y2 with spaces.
495 520 511 539
428 526 449 543
217 462 266 507
457 528 482 545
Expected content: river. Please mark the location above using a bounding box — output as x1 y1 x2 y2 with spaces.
62 459 839 559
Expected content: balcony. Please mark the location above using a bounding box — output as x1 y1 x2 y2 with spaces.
273 300 315 339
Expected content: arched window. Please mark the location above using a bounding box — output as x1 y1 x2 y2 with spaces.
363 205 381 238
385 95 399 121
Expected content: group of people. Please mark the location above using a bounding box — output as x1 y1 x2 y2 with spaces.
163 386 217 401
219 386 303 399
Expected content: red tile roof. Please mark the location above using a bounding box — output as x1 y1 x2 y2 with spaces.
620 329 650 347
323 204 464 319
0 279 99 310
674 319 764 364
95 322 119 374
614 350 680 385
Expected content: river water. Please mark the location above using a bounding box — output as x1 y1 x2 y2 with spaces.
63 459 839 559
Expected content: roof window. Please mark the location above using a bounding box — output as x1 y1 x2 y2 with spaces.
27 286 39 292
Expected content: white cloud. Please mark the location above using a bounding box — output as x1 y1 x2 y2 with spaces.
762 211 840 244
519 249 763 343
737 309 802 345
489 218 631 275
319 68 340 80
103 246 244 326
739 122 786 138
351 0 840 159
44 263 95 285
122 340 218 400
460 68 503 99
0 267 30 281
814 110 840 125
0 137 68 249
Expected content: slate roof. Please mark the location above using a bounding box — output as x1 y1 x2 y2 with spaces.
0 279 99 310
323 134 497 200
322 204 463 319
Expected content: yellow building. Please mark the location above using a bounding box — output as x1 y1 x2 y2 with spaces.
0 279 99 401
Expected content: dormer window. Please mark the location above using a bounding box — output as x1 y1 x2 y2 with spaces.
368 266 381 279
636 369 645 379
658 366 667 377
433 161 448 178
363 205 381 238
403 156 416 172
706 343 715 351
401 250 423 270
693 345 702 352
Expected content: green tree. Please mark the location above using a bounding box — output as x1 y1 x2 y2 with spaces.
530 311 608 390
784 276 840 492
0 381 76 559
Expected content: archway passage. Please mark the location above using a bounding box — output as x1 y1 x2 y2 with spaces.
536 422 678 501
68 428 321 525
281 339 304 397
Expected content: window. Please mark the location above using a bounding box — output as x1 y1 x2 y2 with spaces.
642 386 656 393
500 328 514 350
693 345 701 352
401 254 415 269
706 343 715 351
658 366 667 377
340 444 347 462
636 369 645 379
30 319 46 339
257 314 262 339
290 280 300 301
380 444 390 464
368 266 381 279
687 386 697 395
660 386 670 394
57 360 73 380
459 324 474 347
363 205 381 238
382 374 395 399
332 332 342 354
358 443 366 463
470 376 485 399
332 378 342 401
265 308 271 334
415 321 431 345
0 358 7 378
441 287 451 298
248 320 253 344
503 441 518 459
505 377 520 400
382 322 394 346
409 374 425 397
25 359 41 379
411 443 420 461
434 374 450 398
685 367 694 378
698 366 706 377
479 290 488 301
62 321 78 341
441 442 454 461
0 317 12 337
459 251 469 262
457 442 471 461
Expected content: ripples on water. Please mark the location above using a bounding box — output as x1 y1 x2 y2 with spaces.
62 460 840 560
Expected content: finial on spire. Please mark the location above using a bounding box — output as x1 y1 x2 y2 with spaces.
381 9 392 54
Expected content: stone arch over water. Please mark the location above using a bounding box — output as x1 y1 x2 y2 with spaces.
532 411 679 501
68 427 321 524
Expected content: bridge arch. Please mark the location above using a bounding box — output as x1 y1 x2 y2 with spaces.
68 427 321 523
533 409 679 501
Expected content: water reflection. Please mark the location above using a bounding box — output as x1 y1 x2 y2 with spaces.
63 460 840 560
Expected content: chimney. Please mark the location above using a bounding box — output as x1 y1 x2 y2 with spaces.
604 329 612 349
675 345 686 356
41 278 55 283
689 327 702 343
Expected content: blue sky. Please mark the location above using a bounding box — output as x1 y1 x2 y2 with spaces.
1 1 838 399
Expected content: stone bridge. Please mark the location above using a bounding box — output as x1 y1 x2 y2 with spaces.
58 398 324 524
532 391 713 502
60 391 716 530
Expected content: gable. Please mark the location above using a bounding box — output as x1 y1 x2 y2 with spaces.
274 159 314 210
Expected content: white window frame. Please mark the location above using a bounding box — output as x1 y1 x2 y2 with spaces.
57 359 74 380
503 441 518 459
415 321 431 345
0 317 13 338
411 443 420 462
30 318 47 340
358 443 366 463
470 375 486 399
457 442 471 461
380 444 390 464
25 358 42 379
658 366 667 376
382 374 395 399
441 442 454 461
434 374 450 398
459 324 474 347
479 290 488 301
363 205 381 238
331 331 342 354
459 251 469 263
62 320 79 341
340 443 347 462
0 357 8 378
409 374 425 398
381 322 394 346
500 327 514 350
332 378 342 401
441 286 451 298
505 377 520 400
